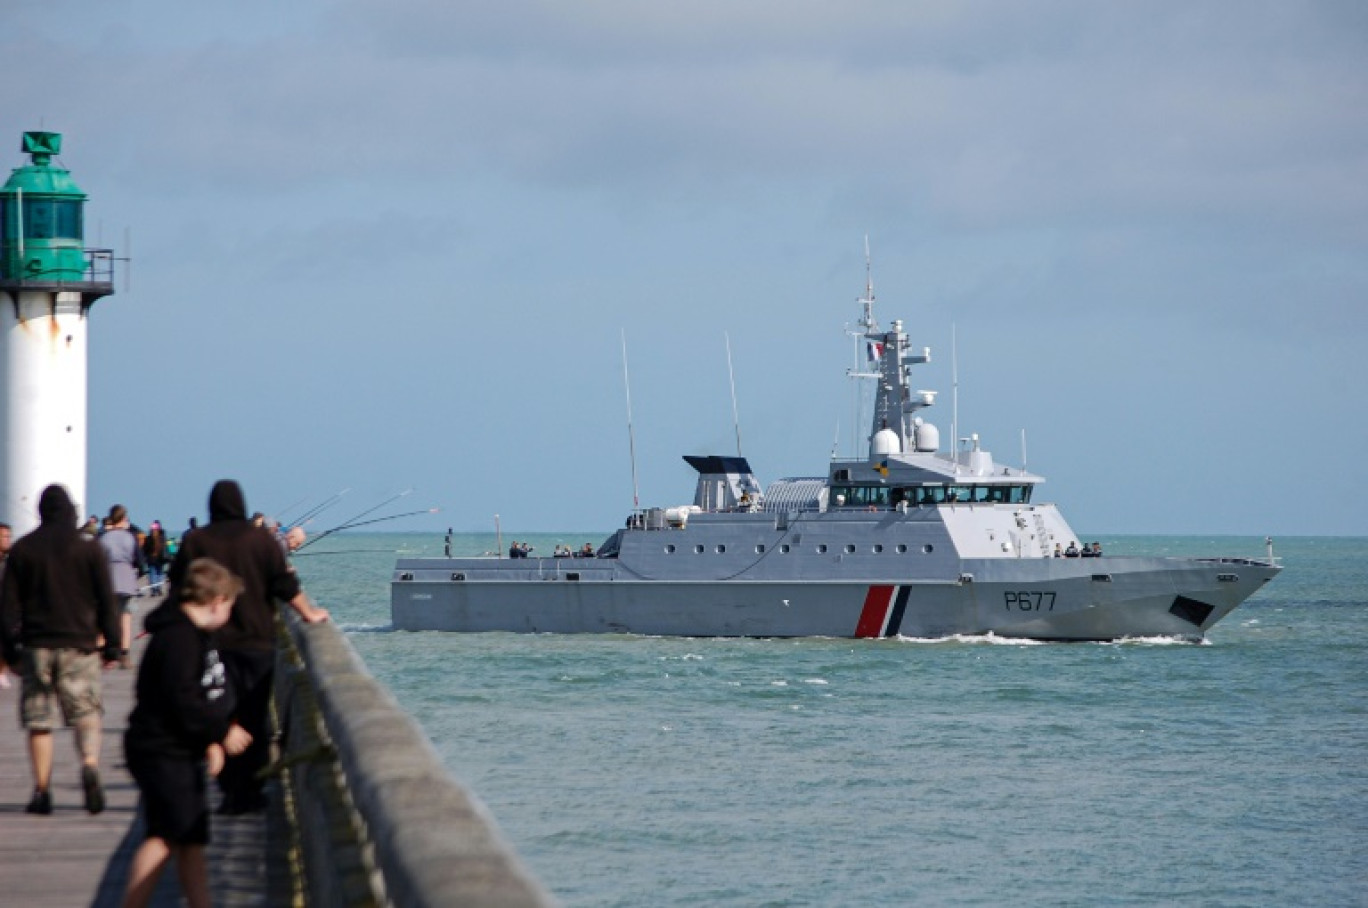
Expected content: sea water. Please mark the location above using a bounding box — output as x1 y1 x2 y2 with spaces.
295 535 1367 906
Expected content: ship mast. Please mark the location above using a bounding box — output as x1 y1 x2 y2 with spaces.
848 244 936 459
846 237 881 458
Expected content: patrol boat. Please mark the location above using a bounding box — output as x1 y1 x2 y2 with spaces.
392 282 1279 640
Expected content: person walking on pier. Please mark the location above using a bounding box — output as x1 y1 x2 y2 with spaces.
121 558 252 908
98 504 144 669
142 520 169 595
0 485 121 815
163 479 329 814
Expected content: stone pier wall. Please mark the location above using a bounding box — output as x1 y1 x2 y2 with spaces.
272 612 556 907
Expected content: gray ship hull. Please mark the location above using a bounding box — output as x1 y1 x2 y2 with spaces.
391 554 1276 640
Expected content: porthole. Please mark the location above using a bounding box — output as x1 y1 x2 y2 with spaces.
756 544 766 554
873 544 884 553
895 545 907 554
817 544 828 554
844 544 856 554
716 544 726 553
780 544 791 554
665 544 676 554
694 544 704 554
922 544 934 554
451 572 465 581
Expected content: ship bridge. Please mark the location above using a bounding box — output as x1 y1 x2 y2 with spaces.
827 434 1043 512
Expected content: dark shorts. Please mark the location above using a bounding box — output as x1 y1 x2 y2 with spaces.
125 744 210 845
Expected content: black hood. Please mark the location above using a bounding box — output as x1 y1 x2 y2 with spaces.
208 480 248 523
37 484 78 530
143 597 191 635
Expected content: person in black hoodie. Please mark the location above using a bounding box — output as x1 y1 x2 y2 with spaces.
0 484 121 815
164 479 328 814
123 557 251 908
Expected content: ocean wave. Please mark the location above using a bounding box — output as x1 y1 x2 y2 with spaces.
892 632 1048 646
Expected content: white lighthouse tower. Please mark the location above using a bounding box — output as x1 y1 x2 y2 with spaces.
0 132 116 535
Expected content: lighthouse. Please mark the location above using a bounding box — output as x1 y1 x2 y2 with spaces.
0 131 116 535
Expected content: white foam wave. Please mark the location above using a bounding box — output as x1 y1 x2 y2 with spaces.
893 632 1047 646
1103 635 1209 646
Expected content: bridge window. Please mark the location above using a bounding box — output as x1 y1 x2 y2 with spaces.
831 485 891 508
905 484 1033 504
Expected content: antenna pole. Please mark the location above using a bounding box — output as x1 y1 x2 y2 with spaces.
726 332 743 456
951 322 959 474
1020 428 1027 475
848 234 879 458
621 330 641 511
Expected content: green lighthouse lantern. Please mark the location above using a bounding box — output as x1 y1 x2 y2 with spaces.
0 131 90 282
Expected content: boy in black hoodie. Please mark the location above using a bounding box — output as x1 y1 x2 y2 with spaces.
121 558 251 908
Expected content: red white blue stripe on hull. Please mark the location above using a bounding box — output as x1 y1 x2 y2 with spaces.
854 585 912 638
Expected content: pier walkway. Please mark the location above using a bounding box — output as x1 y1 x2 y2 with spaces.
0 629 274 906
0 604 554 907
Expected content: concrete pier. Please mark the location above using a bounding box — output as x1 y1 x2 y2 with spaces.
273 610 555 907
0 607 554 906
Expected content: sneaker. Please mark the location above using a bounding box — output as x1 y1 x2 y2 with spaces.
25 788 52 815
82 766 105 815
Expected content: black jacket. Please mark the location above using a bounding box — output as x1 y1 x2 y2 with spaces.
164 480 301 652
0 486 120 664
125 603 232 761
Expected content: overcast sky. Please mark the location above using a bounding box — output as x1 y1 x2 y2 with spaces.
4 0 1365 540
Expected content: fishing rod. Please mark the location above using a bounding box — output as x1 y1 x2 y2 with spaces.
320 507 439 534
295 490 415 552
268 493 311 525
291 549 404 557
288 488 351 529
